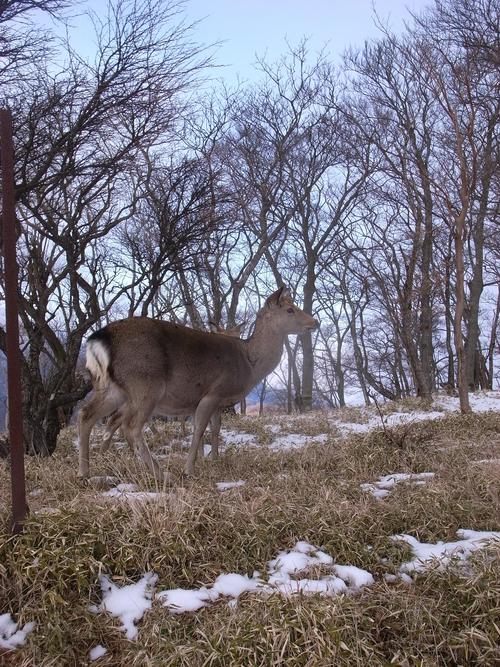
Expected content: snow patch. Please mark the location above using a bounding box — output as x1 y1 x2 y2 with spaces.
361 472 435 499
264 542 372 597
212 573 260 597
216 480 246 492
0 614 35 651
220 430 256 446
435 392 499 414
332 564 375 588
157 541 374 616
102 483 165 501
333 391 499 439
89 644 108 661
96 572 157 639
158 587 214 614
392 529 500 573
269 433 329 451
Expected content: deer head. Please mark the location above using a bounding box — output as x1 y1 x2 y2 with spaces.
262 286 318 335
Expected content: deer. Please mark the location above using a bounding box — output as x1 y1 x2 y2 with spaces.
98 321 244 455
78 287 318 480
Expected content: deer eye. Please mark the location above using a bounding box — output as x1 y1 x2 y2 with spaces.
287 307 295 314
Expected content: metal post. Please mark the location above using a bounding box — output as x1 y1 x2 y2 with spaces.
0 108 27 533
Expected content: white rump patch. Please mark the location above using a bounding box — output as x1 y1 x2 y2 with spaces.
86 339 110 388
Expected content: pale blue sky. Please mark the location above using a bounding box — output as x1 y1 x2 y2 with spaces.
46 0 431 83
184 0 430 82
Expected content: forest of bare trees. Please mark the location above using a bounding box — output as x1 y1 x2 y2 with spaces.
0 0 498 455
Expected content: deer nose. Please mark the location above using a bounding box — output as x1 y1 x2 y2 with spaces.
306 319 319 330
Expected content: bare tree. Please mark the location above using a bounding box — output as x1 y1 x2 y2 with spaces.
0 0 210 453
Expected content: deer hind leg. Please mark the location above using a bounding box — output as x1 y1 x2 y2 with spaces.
120 401 166 483
78 388 123 478
209 409 222 461
101 409 125 453
186 397 219 476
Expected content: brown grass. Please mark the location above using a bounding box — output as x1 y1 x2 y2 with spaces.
0 408 499 666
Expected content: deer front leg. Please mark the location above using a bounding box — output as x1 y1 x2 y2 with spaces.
121 405 166 484
185 397 219 476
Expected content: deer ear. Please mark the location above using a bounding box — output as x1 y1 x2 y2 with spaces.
266 286 287 308
280 287 292 302
208 320 219 332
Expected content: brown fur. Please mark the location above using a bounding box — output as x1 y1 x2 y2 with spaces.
100 322 244 454
78 287 318 479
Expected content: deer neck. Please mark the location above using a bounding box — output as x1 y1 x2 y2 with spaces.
245 311 286 383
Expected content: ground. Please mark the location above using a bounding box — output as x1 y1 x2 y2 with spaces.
0 393 499 666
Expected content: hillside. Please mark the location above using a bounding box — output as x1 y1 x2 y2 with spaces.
1 393 499 665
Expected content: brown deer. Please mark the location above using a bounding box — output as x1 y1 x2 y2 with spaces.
78 287 318 480
99 321 244 454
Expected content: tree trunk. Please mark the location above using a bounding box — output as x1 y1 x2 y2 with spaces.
300 269 316 411
346 296 371 406
419 205 434 397
300 330 313 411
486 288 500 390
465 123 494 390
400 302 427 397
453 211 471 413
443 236 455 390
465 216 484 389
285 338 302 412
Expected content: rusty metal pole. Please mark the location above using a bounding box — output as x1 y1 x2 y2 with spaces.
0 108 27 533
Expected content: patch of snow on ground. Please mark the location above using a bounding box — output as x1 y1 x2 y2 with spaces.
102 483 165 501
269 433 329 451
212 573 260 597
0 613 35 651
265 542 373 597
332 564 375 588
333 391 499 439
158 587 215 613
361 472 435 499
392 529 500 573
96 572 157 639
89 644 108 661
220 430 256 446
33 507 59 515
216 480 246 491
337 411 445 436
157 541 374 615
471 458 500 465
384 572 413 585
435 391 499 413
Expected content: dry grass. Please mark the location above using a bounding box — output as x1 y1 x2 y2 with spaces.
1 408 499 666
